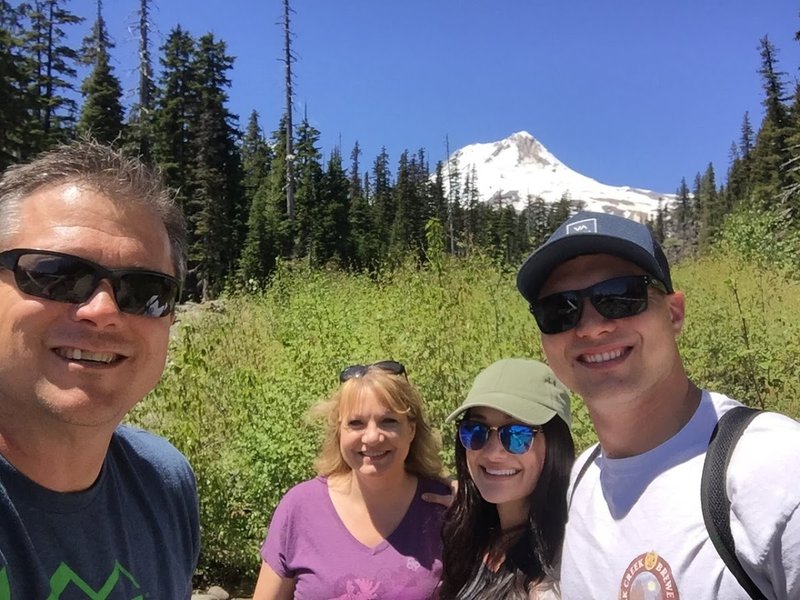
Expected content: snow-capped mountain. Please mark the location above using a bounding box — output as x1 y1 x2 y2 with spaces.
444 131 671 222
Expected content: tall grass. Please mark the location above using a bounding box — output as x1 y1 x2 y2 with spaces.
128 252 800 589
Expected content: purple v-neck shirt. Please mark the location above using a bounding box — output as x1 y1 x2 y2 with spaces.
262 475 447 599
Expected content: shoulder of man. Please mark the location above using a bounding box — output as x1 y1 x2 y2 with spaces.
717 395 800 595
724 404 800 508
112 425 196 485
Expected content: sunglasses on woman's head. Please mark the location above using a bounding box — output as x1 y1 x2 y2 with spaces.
530 275 668 335
0 248 180 318
339 360 406 383
457 419 541 455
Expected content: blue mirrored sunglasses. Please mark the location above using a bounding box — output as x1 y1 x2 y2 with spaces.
457 419 541 455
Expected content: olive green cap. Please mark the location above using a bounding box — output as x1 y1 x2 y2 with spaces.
446 359 572 428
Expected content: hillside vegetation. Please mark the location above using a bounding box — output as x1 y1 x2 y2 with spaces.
128 251 800 587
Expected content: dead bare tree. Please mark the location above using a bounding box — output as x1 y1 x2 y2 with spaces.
283 0 295 221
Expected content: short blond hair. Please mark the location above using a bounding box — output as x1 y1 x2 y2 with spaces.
312 368 443 480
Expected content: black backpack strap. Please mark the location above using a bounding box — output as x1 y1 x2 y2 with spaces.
701 406 766 600
568 443 600 511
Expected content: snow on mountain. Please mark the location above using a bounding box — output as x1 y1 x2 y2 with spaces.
444 131 672 222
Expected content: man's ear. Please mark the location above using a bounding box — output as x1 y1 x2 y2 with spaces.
667 290 686 335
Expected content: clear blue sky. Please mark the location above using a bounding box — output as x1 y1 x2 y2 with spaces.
70 0 800 194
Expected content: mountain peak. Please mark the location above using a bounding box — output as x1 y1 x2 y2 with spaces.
445 132 672 221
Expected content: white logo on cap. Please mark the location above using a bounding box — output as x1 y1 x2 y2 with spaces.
566 218 597 234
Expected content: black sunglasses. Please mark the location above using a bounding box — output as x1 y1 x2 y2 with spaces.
530 275 668 335
339 360 406 383
458 419 541 455
0 248 180 318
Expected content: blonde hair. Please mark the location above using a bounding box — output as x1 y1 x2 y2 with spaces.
311 368 443 480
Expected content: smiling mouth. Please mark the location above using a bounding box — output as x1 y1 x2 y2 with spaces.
580 347 626 364
360 450 390 459
55 347 122 365
483 467 520 477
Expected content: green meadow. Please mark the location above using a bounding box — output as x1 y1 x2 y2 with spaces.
129 251 800 587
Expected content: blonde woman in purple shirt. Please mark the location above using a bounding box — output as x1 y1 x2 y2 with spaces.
253 361 449 600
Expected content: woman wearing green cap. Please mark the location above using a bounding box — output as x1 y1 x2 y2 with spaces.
438 359 575 600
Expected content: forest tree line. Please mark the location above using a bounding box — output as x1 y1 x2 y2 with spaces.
2 0 799 300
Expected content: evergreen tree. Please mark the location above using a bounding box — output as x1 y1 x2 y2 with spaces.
548 194 573 230
462 165 482 248
22 0 83 149
317 147 350 265
189 32 243 299
347 141 377 269
0 1 32 168
348 141 363 201
653 198 666 243
726 121 752 215
697 163 721 249
241 110 272 209
239 114 292 283
670 177 693 241
749 36 791 208
740 111 754 159
390 150 415 255
153 26 197 215
293 115 323 258
390 149 429 257
445 153 462 254
521 195 550 248
371 147 393 255
77 0 124 143
426 162 449 255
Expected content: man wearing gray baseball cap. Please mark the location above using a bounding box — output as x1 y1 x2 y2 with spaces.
516 211 800 599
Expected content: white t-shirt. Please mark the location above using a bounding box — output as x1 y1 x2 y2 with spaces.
561 391 800 600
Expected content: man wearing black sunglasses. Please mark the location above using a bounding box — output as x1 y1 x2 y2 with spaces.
517 211 800 599
0 142 199 596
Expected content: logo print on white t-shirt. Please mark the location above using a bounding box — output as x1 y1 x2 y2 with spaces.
619 551 680 600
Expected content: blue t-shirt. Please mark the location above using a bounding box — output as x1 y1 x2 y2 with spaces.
0 425 200 599
262 475 448 599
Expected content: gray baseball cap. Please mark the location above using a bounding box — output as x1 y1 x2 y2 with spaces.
517 210 673 304
446 359 571 428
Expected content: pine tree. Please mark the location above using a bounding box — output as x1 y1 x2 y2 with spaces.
426 162 448 255
241 110 272 210
317 147 350 265
189 32 243 300
293 114 323 258
347 141 377 269
521 195 550 248
462 165 482 248
445 151 462 255
724 112 756 208
0 1 32 167
239 114 292 283
22 0 83 148
670 177 693 242
77 0 124 144
698 163 721 249
548 194 573 230
390 150 415 256
371 147 393 255
749 36 790 208
153 26 197 214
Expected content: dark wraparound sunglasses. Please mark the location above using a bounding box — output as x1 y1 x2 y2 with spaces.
339 360 406 383
458 419 541 455
0 248 180 318
530 275 668 335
